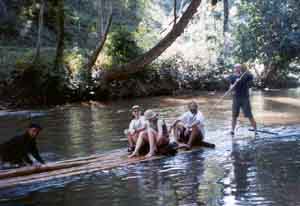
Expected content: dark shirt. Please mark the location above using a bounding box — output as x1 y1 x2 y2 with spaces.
228 73 253 98
0 133 44 165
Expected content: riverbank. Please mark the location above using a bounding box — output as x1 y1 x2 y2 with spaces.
0 64 299 110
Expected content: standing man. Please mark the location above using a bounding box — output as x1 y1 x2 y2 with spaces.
0 123 45 169
228 64 257 136
171 101 215 149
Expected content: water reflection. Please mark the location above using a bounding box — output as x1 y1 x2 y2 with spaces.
0 89 300 206
0 150 222 206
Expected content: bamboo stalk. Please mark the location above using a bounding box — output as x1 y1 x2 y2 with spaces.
0 148 202 189
0 149 125 179
0 150 150 189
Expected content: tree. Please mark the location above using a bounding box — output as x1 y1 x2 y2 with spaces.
0 0 7 21
33 0 45 64
99 0 203 83
85 0 113 72
53 0 65 73
233 0 300 86
223 0 229 33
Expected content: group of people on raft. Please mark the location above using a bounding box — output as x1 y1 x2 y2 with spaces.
125 101 215 158
0 63 256 168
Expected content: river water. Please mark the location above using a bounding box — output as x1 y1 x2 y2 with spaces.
0 89 300 206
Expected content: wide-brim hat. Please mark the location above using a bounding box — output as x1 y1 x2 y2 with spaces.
131 105 140 111
144 109 157 120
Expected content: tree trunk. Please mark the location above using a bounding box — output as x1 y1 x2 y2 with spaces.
174 0 177 27
261 63 278 87
101 0 202 83
96 0 104 37
53 0 65 72
223 0 229 33
86 10 113 72
0 0 7 20
33 0 45 64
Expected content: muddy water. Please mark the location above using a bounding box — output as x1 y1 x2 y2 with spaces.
0 89 300 206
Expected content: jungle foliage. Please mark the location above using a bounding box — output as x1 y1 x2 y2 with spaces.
233 0 300 86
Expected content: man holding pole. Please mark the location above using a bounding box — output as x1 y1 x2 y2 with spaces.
228 64 257 136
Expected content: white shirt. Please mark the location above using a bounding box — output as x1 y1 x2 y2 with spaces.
128 116 146 134
179 111 205 136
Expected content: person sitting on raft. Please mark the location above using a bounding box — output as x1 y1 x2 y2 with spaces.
0 123 45 169
129 109 170 158
124 105 146 153
170 101 215 149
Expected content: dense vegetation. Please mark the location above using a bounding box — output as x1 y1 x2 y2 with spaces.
232 0 300 87
0 0 299 107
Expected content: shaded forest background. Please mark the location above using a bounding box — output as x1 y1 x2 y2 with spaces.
0 0 299 107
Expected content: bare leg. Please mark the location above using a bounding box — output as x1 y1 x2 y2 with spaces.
187 126 202 149
249 116 257 133
173 124 190 149
145 129 157 158
231 116 238 135
128 134 135 147
129 132 146 158
173 123 182 141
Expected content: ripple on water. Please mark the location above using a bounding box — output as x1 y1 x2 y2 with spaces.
1 90 300 206
222 129 300 206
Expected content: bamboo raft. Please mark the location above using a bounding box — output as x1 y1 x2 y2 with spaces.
0 148 202 190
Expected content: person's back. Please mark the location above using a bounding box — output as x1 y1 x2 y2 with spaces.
0 134 31 165
0 123 44 167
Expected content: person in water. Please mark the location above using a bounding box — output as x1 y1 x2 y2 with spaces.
129 109 170 158
228 63 257 136
170 101 215 149
0 123 45 169
124 105 146 153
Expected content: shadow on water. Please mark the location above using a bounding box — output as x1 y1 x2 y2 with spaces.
0 89 300 205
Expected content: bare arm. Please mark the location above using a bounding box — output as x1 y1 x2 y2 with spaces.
29 141 45 164
170 119 181 130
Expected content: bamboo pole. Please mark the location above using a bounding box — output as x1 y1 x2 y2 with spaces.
0 148 201 189
0 149 125 179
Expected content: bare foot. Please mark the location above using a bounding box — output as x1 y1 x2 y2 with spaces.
128 152 139 158
145 152 155 158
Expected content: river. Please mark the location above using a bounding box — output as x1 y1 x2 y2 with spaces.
0 88 300 206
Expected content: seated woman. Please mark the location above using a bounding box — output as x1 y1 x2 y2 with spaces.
129 109 170 158
124 105 146 153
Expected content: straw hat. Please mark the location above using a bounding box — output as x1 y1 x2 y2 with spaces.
144 109 157 120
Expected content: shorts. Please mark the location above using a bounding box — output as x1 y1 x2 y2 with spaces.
232 97 253 118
